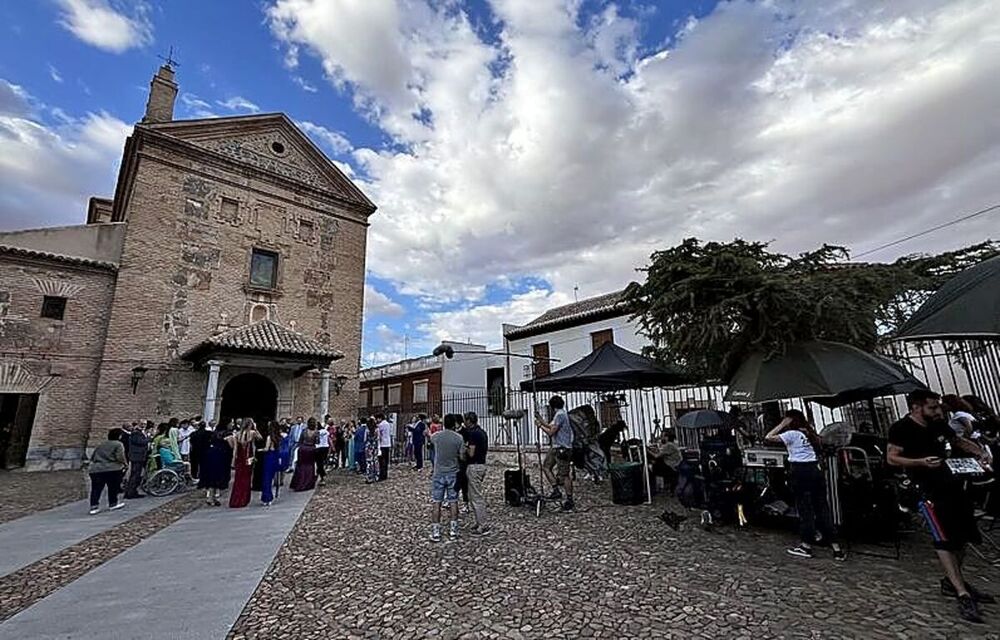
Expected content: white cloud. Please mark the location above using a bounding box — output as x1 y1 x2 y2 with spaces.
48 64 63 84
179 94 217 119
269 0 1000 349
423 288 571 349
297 120 353 155
364 284 404 317
216 96 260 113
56 0 153 53
0 82 130 230
292 75 318 93
0 79 31 117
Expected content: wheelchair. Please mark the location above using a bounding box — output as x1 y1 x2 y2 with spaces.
143 454 195 497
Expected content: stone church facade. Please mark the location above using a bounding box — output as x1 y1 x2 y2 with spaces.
0 65 375 471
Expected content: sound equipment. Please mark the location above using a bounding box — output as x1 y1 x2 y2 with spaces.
742 447 788 468
610 462 645 505
504 468 533 506
946 458 986 476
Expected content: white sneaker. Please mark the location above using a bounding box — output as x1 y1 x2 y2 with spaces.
89 507 100 515
110 503 125 512
449 521 460 539
430 524 442 542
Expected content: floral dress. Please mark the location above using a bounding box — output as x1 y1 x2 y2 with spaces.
365 430 380 482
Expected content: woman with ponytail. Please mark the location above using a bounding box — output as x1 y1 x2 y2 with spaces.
766 409 846 561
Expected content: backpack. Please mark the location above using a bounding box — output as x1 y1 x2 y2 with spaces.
675 458 704 508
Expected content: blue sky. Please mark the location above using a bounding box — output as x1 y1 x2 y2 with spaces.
2 1 999 367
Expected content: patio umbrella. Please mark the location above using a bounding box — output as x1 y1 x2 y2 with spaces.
676 409 733 430
724 340 925 404
897 254 1000 339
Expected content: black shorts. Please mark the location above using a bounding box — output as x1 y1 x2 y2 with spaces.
918 490 981 552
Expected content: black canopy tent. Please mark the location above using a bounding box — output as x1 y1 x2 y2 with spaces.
519 342 690 392
520 342 691 504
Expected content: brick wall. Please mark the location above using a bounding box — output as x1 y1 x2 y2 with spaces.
88 125 369 446
0 256 115 469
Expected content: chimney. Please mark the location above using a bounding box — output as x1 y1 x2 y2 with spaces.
141 64 177 124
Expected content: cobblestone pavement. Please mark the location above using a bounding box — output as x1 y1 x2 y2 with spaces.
0 470 85 525
229 461 1000 640
0 492 199 622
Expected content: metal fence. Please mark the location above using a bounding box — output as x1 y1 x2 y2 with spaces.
360 338 999 450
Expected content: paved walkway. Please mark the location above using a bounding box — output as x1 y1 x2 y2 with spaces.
0 490 311 640
0 496 176 577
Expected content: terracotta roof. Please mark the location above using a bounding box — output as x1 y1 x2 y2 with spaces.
0 244 118 270
504 289 629 339
186 320 343 361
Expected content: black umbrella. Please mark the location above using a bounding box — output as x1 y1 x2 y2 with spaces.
724 341 925 404
520 342 690 392
897 254 1000 339
676 409 733 430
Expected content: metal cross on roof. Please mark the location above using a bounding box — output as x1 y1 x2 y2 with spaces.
158 46 181 69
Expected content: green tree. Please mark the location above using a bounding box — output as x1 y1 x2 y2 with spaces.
624 239 998 383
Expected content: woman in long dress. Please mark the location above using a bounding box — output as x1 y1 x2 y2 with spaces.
344 422 355 471
290 418 319 491
229 419 261 508
364 418 380 484
198 426 234 506
260 420 282 506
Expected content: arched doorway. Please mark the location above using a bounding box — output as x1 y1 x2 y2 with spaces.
219 373 278 428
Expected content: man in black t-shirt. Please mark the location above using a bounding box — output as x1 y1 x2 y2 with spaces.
887 389 994 624
463 412 490 535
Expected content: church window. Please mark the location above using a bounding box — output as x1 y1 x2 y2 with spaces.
219 197 239 224
249 249 279 289
298 219 315 243
270 141 286 155
41 296 67 320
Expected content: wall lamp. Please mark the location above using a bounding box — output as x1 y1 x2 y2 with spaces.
130 365 148 394
333 374 349 395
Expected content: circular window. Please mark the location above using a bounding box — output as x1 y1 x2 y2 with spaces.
270 141 286 155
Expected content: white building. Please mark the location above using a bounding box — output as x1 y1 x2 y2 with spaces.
358 340 506 417
503 289 648 388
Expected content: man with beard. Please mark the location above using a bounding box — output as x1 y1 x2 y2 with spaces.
888 389 994 624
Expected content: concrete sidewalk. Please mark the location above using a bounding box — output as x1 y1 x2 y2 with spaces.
0 496 178 578
0 489 312 640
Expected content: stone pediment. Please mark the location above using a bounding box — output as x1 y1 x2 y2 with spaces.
142 114 374 213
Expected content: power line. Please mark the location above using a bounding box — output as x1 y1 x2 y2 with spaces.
853 203 1000 259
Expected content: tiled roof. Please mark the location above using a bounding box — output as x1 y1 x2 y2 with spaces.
504 289 629 339
0 244 118 271
193 320 343 360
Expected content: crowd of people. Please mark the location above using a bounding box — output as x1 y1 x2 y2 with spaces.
86 414 379 513
84 408 502 542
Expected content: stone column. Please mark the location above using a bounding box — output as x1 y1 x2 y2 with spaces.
318 369 331 420
203 360 223 424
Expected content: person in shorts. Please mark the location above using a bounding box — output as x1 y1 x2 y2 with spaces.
536 395 575 511
888 389 995 624
429 414 466 541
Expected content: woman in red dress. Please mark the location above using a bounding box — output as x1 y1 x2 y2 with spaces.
229 418 261 508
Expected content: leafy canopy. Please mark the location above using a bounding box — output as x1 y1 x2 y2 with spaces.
623 238 998 383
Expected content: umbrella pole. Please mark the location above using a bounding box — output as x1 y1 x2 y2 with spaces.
531 377 546 517
638 389 652 505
